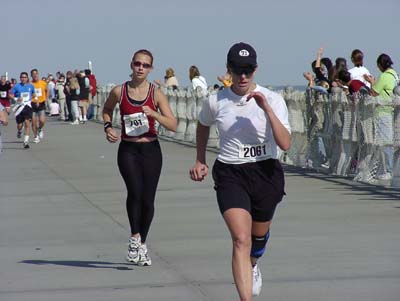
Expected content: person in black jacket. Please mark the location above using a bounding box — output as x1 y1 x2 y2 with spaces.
303 47 333 94
77 71 90 123
64 71 74 121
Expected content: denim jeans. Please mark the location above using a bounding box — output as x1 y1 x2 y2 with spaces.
71 100 79 121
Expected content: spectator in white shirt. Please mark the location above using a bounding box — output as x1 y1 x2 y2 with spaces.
189 65 208 92
49 99 60 116
348 49 371 88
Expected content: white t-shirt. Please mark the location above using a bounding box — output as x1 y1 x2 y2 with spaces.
192 76 208 91
47 81 56 100
198 85 291 164
349 66 371 88
50 102 60 115
165 76 179 87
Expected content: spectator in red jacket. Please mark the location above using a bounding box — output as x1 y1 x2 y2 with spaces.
85 69 97 120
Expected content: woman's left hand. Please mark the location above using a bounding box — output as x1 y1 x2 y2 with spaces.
142 106 159 119
247 91 270 112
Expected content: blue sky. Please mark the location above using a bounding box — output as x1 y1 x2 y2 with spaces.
2 0 399 87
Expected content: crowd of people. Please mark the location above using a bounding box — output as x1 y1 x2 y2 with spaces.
303 47 399 98
0 69 97 149
303 48 399 180
153 64 209 94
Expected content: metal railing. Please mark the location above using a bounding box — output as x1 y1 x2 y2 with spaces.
93 85 400 187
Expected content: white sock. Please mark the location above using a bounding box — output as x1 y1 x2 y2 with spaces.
24 135 29 143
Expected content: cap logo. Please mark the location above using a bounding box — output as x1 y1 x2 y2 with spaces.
239 49 250 57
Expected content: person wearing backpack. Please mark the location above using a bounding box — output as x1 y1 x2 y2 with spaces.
364 53 398 180
364 53 399 98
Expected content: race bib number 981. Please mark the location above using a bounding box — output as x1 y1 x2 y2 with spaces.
123 112 149 136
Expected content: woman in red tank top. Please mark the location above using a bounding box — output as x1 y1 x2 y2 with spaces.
102 49 177 266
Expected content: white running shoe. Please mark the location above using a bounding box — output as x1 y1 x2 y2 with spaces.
70 120 79 125
33 136 40 143
126 236 141 264
38 129 44 139
138 244 152 266
252 264 262 296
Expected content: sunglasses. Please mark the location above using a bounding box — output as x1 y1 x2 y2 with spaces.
132 61 152 69
230 65 256 76
20 76 28 78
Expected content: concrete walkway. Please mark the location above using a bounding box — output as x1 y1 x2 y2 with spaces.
0 118 399 301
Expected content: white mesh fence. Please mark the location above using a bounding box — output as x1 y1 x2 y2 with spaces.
94 85 399 187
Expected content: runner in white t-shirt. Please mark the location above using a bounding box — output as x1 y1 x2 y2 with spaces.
190 42 291 299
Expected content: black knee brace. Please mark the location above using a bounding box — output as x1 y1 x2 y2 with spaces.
250 231 270 258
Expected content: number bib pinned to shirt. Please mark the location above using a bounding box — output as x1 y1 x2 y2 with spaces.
21 92 31 103
238 142 272 160
123 112 149 136
35 88 42 97
0 91 7 98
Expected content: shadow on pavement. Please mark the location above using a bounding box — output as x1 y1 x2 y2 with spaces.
283 164 400 202
20 260 134 270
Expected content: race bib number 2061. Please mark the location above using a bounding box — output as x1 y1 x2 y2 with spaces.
238 142 272 160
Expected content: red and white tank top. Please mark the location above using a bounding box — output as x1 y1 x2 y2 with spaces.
119 82 158 139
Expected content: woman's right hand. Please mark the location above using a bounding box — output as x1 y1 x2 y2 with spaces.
317 47 324 58
189 161 209 181
105 127 119 143
363 74 374 84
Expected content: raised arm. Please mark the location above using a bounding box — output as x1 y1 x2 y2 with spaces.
315 47 323 68
248 91 291 151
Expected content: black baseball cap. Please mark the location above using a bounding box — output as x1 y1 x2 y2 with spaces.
227 42 257 67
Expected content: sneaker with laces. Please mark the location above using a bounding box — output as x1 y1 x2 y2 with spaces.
38 129 44 139
126 236 141 264
138 244 152 266
33 136 40 143
23 142 30 149
70 120 79 125
252 264 262 296
17 131 22 138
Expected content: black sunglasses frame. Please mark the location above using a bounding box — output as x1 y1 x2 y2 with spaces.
229 65 256 76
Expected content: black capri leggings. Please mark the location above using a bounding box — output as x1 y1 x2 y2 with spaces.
117 140 162 243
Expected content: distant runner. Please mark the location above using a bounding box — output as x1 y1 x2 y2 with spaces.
9 72 36 149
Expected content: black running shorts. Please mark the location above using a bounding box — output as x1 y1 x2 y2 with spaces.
31 102 46 114
212 158 285 222
15 106 32 124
